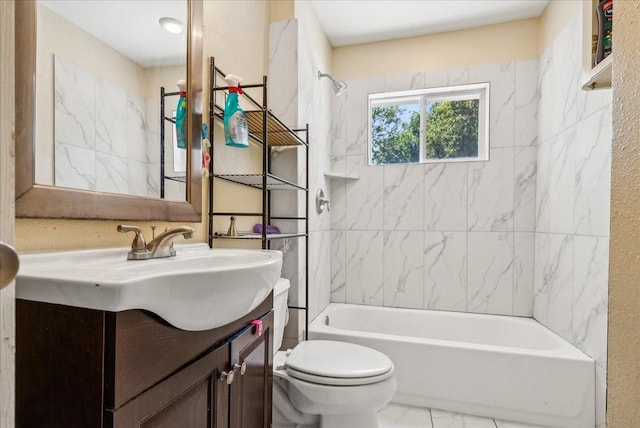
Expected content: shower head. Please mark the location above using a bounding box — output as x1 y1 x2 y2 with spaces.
318 71 347 96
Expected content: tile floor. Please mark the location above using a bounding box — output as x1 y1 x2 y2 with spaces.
378 404 548 428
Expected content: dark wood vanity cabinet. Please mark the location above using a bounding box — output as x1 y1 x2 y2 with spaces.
229 314 273 428
110 342 230 428
16 294 273 428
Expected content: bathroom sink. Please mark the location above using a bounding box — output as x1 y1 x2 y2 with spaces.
16 243 282 331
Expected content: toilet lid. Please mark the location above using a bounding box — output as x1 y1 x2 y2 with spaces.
285 341 393 385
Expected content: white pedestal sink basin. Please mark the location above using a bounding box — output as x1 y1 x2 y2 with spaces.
16 244 282 331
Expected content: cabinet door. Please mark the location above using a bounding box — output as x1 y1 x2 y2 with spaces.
229 311 274 428
110 343 230 428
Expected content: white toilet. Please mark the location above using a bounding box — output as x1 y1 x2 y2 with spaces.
272 278 396 428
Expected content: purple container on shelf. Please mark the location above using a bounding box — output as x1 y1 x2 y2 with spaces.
253 224 281 234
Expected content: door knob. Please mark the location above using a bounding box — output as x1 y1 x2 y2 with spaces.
233 362 247 376
220 370 235 385
0 242 19 290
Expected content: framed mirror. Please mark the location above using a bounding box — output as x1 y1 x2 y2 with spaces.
15 0 203 221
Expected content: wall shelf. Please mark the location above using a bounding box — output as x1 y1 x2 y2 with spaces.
212 232 308 240
214 173 307 191
324 171 359 180
211 110 306 147
582 54 612 90
581 0 613 90
164 176 186 183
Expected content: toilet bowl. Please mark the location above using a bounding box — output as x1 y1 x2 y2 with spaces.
272 278 396 428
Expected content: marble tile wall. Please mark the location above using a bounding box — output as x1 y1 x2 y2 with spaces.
268 20 333 344
54 56 152 197
300 22 333 322
330 59 539 318
535 15 611 428
271 11 608 425
329 17 610 424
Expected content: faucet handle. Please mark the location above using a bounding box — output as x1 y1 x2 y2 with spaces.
117 225 147 251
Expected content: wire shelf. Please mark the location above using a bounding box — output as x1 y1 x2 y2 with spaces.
212 232 307 240
214 173 307 191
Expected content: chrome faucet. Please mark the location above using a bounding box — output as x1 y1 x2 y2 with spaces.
117 225 195 260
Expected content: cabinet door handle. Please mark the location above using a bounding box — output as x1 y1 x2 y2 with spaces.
233 362 247 376
220 370 235 384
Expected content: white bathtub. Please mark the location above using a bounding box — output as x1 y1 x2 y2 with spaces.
309 303 594 428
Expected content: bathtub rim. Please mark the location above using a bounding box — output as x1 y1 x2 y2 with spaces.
309 303 593 362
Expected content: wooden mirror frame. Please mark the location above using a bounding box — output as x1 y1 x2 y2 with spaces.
15 0 203 221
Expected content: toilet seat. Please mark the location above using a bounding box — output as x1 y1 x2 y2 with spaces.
286 366 393 386
284 340 394 386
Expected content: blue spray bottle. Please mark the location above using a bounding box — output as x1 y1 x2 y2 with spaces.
223 74 249 148
175 79 187 149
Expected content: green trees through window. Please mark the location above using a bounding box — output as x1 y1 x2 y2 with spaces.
369 83 488 165
425 99 479 160
371 105 420 165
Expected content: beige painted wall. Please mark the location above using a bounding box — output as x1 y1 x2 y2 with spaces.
294 1 332 72
608 1 640 425
15 181 209 252
331 0 581 81
36 3 147 95
145 65 185 100
203 0 269 250
270 0 294 23
538 0 581 56
333 18 539 80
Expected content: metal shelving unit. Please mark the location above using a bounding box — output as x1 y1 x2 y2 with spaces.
207 57 310 340
160 87 186 197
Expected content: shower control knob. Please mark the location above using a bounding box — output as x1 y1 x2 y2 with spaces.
316 189 330 213
220 370 235 385
233 362 247 376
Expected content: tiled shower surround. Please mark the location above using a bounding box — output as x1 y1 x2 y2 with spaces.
330 59 539 317
329 13 611 427
270 9 609 425
535 15 611 427
268 19 333 345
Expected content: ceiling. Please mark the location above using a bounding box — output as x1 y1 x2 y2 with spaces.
40 0 550 66
311 0 550 47
39 0 186 68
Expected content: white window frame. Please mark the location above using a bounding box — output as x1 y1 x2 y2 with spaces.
368 82 490 166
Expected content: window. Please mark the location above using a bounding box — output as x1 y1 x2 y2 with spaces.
368 83 489 165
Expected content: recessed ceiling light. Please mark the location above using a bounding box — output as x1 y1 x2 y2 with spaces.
159 17 184 34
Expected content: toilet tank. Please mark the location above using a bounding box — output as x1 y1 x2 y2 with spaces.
273 277 290 353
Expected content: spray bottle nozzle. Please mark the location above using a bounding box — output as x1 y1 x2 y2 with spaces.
224 74 242 86
224 74 243 93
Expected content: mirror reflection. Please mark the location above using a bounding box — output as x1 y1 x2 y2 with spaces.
35 0 188 201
